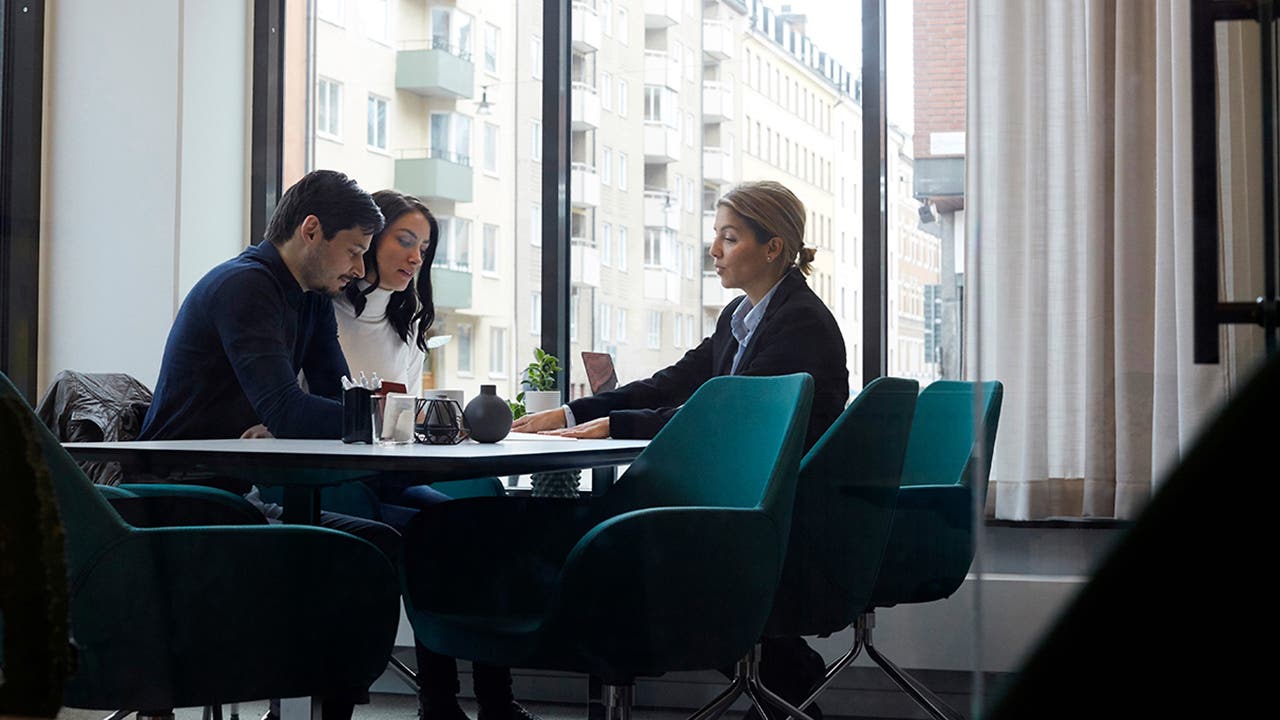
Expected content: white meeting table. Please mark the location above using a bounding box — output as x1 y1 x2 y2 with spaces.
62 433 650 523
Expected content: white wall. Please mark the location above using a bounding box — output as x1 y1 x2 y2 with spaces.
41 0 249 391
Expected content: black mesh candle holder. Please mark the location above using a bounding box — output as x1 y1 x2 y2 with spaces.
416 396 469 445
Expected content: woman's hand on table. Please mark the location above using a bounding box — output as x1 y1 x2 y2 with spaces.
511 407 568 433
240 424 274 439
540 417 610 439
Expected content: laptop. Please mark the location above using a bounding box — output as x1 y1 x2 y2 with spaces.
581 351 619 394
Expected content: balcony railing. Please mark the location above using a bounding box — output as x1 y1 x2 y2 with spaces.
572 82 601 131
644 0 679 28
395 149 474 204
571 163 600 207
396 39 475 99
643 50 681 90
643 122 681 164
644 189 680 230
703 146 732 184
571 2 602 52
703 81 733 122
703 20 734 61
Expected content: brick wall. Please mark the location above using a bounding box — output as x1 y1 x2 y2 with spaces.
913 0 967 158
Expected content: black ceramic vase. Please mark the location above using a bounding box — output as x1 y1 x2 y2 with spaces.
463 384 512 443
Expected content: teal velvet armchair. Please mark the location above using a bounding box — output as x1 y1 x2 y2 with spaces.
398 373 815 719
0 371 402 715
723 377 918 720
856 380 1004 720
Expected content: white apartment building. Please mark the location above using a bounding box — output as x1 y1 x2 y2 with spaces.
292 0 932 402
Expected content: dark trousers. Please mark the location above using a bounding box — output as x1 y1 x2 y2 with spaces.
375 481 519 713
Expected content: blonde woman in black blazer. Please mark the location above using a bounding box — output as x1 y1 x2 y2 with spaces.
514 179 848 453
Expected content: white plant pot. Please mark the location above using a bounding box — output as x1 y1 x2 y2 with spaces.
523 390 562 415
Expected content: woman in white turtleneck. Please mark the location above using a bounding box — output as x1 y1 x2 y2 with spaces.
333 189 434 395
333 190 542 720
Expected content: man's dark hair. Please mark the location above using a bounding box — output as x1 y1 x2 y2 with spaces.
264 169 384 246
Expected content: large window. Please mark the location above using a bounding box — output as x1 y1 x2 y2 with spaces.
316 77 342 140
366 94 387 151
430 112 472 166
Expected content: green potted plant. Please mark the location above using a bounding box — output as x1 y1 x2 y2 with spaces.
521 347 562 414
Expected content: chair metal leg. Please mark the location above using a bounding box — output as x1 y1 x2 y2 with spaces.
101 712 133 720
858 613 964 720
601 684 634 720
716 645 817 720
687 658 749 720
389 655 420 692
795 631 863 713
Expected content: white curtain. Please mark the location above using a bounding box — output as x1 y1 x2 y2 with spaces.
968 1 1266 520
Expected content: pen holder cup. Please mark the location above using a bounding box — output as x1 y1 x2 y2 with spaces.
342 387 374 444
417 397 469 445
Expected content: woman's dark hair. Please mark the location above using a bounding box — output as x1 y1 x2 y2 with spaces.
264 169 384 246
344 190 439 352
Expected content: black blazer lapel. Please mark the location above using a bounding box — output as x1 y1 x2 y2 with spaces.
732 269 805 374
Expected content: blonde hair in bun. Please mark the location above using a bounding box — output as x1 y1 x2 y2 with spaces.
717 180 814 275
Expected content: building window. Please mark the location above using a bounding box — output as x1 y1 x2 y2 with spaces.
601 71 612 110
530 203 542 246
674 313 684 348
570 288 580 341
531 292 542 335
483 122 499 176
431 6 473 59
433 217 472 270
600 303 612 341
686 313 695 347
318 0 344 25
316 77 342 139
531 120 542 161
601 222 613 266
366 94 387 150
601 0 612 36
457 323 473 375
644 229 671 267
489 327 507 377
617 152 628 190
482 223 498 274
363 0 388 43
531 36 543 80
616 308 628 343
648 311 661 349
430 112 472 166
617 227 628 270
617 8 629 45
483 23 499 74
601 147 612 186
617 79 628 117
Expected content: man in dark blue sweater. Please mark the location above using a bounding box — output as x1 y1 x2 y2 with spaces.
139 169 394 720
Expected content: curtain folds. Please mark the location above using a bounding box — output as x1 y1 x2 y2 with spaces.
968 1 1264 520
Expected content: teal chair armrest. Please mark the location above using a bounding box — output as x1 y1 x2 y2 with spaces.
553 507 782 681
872 484 974 606
65 524 399 710
102 483 266 527
402 496 602 616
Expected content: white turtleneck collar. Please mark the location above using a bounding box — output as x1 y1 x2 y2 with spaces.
349 280 393 321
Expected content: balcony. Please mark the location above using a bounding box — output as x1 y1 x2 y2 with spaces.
395 151 473 204
645 267 681 304
571 240 602 288
644 0 679 28
571 163 600 207
396 41 475 99
703 146 733 184
644 50 681 90
643 122 681 164
431 266 473 309
572 2 602 52
703 210 715 242
703 81 733 123
572 82 601 131
702 273 742 310
703 20 734 61
644 190 680 230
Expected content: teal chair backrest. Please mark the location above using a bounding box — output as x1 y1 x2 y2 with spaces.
765 376 918 637
869 379 1004 607
599 373 815 541
901 380 1003 492
1 372 130 580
